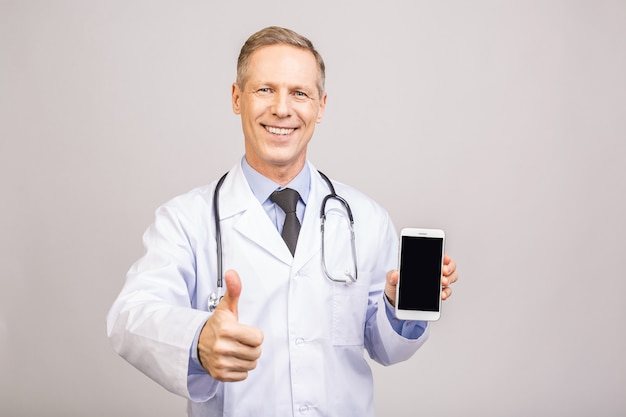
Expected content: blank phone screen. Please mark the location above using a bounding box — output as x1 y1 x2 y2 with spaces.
397 236 443 311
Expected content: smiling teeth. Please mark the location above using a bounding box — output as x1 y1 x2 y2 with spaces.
266 126 295 135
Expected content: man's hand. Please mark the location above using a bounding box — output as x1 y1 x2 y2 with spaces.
198 270 264 382
384 254 459 307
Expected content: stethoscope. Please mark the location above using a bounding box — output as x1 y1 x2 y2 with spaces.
208 170 358 311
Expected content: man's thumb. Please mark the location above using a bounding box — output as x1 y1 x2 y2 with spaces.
219 269 241 319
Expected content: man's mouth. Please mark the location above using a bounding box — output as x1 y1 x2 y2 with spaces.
264 125 296 136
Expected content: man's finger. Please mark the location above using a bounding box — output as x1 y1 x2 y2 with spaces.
384 270 398 306
218 269 242 319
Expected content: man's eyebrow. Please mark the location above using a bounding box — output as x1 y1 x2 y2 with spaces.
250 80 315 91
247 80 276 90
291 84 314 92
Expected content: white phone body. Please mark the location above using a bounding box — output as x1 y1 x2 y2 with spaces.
395 228 445 321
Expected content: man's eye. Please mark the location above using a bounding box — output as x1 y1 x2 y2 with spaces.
294 91 308 99
257 88 272 94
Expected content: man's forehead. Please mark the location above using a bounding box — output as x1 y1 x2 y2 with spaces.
247 44 319 82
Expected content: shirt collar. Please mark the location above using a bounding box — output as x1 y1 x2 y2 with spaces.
241 156 310 205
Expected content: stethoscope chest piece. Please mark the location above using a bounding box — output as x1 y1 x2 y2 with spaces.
208 288 224 312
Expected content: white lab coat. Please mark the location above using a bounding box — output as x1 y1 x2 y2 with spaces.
107 161 429 417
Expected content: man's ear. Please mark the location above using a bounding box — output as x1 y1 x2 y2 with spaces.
316 92 327 123
232 83 242 114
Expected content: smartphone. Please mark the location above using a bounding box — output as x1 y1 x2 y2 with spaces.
395 228 445 321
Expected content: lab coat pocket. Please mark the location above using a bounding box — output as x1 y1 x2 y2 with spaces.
332 283 368 346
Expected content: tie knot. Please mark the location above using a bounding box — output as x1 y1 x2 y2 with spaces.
270 188 300 214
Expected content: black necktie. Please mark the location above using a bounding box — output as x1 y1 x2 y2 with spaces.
270 188 301 256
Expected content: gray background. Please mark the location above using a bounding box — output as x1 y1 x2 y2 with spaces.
1 1 625 416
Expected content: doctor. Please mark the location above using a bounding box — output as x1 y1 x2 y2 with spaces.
107 26 458 416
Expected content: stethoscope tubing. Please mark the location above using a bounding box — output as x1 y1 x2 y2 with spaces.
209 170 355 311
213 172 228 292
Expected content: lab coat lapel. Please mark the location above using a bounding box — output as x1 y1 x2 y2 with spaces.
219 163 293 265
291 165 325 272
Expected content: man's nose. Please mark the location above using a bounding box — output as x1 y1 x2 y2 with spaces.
271 91 291 118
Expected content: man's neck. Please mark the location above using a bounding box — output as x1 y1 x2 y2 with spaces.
244 156 306 186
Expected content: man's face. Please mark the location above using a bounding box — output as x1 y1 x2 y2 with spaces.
232 44 327 179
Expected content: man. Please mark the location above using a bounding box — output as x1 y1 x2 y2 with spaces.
107 26 458 416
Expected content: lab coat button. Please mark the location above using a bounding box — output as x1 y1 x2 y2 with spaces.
295 337 305 345
299 404 309 414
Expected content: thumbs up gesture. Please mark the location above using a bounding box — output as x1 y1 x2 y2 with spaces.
198 270 264 382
